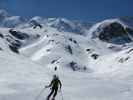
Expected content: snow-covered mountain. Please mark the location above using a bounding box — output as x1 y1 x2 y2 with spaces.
0 9 27 28
19 17 93 35
1 9 133 100
0 9 93 35
1 9 133 76
89 18 133 44
43 18 92 35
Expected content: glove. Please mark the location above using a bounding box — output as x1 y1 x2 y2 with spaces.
45 86 49 88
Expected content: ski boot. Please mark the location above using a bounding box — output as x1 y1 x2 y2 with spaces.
46 97 50 100
51 97 55 100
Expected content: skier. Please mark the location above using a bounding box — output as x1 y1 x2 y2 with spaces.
45 75 62 100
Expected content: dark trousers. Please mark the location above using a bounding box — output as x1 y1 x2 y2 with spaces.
47 87 58 100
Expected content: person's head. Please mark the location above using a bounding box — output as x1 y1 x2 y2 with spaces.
53 74 58 79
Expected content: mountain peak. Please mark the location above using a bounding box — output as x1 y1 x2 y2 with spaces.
0 9 9 21
0 9 8 16
88 18 133 44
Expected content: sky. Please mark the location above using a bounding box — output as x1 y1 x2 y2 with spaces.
0 0 133 22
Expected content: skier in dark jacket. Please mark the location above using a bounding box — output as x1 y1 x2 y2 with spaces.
45 75 62 100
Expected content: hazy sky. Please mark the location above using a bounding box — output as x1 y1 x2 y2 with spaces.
0 0 133 22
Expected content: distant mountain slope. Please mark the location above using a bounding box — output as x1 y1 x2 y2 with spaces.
0 9 27 28
0 9 93 35
88 18 133 44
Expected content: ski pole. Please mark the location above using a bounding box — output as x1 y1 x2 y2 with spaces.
35 87 46 100
60 89 64 100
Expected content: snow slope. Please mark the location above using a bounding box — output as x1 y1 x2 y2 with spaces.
1 50 133 100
